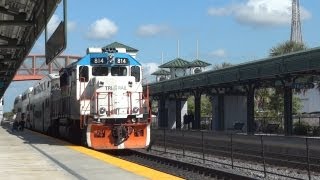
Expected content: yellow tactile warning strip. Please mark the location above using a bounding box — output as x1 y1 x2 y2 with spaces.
29 130 183 180
67 145 184 180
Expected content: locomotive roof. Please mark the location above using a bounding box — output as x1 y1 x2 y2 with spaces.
66 52 141 68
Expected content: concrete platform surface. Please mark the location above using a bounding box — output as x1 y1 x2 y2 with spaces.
0 122 181 180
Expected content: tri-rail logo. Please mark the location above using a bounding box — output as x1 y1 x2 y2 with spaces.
106 85 127 91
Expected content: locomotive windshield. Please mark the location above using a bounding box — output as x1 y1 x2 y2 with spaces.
92 66 109 76
131 66 140 82
111 66 127 76
79 66 89 82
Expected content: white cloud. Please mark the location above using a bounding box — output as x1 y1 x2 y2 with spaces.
208 0 311 27
136 24 170 37
210 49 226 58
142 62 160 76
86 18 118 40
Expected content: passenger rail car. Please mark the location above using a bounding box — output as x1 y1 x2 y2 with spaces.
13 95 22 122
15 48 151 150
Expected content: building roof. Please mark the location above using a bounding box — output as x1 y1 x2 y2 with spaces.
102 42 138 52
189 59 211 67
151 69 171 75
159 58 191 68
0 0 60 99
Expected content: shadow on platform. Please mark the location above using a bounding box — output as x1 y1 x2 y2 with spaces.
1 121 69 146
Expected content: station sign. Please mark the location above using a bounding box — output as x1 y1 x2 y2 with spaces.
46 21 66 64
45 0 67 65
292 82 315 89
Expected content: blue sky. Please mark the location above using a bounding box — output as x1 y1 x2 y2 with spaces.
4 0 320 112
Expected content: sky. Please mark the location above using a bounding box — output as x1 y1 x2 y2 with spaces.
4 0 320 112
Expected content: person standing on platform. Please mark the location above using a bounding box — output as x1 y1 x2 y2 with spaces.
19 113 25 131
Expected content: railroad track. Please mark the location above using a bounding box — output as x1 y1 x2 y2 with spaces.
149 129 320 179
105 149 255 180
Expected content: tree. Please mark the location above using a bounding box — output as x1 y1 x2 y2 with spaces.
270 40 307 57
4 111 14 120
187 62 234 116
255 41 306 122
187 95 212 117
213 62 233 70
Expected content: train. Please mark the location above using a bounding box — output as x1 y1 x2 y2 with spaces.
13 47 151 150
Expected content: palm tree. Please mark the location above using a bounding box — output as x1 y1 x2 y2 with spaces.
255 41 306 122
213 62 233 70
270 40 307 57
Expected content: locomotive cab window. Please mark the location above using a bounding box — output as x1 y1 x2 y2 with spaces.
79 66 89 82
111 66 127 76
131 66 140 82
92 66 109 76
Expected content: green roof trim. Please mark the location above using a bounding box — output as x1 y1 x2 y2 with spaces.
102 42 138 52
151 69 171 75
189 59 211 67
159 58 191 68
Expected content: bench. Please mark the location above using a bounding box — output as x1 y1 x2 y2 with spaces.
233 122 245 132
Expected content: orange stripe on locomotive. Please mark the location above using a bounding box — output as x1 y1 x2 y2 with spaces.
88 123 150 149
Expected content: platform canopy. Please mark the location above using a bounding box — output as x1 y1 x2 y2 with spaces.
151 69 171 76
189 59 211 68
159 58 191 68
146 47 320 95
0 0 60 98
102 42 138 53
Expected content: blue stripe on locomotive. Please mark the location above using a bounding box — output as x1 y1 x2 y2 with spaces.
76 53 141 66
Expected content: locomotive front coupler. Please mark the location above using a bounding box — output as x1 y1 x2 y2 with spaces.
112 125 129 146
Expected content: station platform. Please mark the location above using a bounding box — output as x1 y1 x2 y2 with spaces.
0 122 182 180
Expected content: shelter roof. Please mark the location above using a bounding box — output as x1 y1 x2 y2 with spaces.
102 42 138 52
159 58 191 68
151 69 171 75
189 59 211 67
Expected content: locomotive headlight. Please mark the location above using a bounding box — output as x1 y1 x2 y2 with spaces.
131 118 137 123
99 107 106 115
132 107 139 113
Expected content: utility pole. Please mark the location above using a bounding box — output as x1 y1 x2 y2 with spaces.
290 0 302 43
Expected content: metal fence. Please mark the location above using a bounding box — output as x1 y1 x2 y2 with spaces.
151 116 320 135
150 129 320 180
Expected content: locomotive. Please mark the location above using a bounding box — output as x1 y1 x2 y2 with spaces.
14 47 151 150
